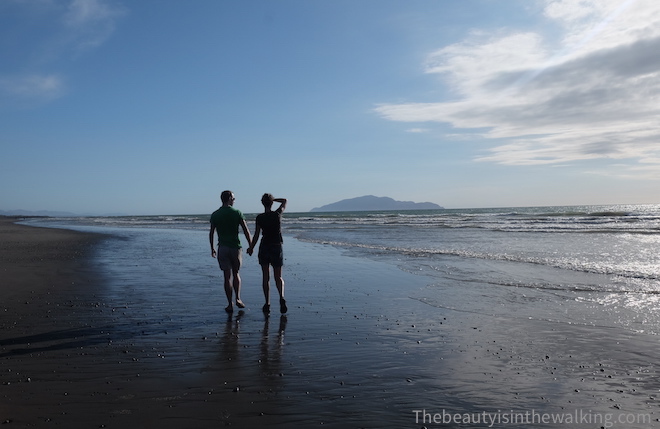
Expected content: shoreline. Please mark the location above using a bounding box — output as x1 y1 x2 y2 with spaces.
1 218 658 427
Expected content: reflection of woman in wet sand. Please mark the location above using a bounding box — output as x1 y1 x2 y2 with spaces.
259 315 287 378
248 194 287 314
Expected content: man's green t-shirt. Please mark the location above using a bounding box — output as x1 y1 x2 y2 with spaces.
210 206 245 249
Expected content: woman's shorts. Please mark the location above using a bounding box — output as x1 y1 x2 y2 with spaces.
217 245 242 271
258 243 283 267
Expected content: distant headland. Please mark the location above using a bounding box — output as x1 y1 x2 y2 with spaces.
310 195 443 212
0 209 78 217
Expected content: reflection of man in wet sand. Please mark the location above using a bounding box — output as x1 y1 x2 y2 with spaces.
222 311 243 363
248 194 287 314
210 190 252 313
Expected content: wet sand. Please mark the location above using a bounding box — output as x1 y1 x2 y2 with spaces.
1 217 659 428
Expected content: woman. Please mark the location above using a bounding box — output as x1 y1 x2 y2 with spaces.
248 194 287 314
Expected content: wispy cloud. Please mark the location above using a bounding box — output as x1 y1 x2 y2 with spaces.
0 0 125 106
0 74 64 101
376 0 660 172
63 0 125 53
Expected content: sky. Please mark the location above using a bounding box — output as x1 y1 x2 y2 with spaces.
1 0 659 215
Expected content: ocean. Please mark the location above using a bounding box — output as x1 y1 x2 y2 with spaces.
25 203 660 336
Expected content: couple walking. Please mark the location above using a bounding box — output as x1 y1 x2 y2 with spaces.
209 190 287 314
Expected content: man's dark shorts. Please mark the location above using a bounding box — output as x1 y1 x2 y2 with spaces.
258 243 283 267
217 245 242 271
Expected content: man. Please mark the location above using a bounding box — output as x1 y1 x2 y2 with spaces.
210 190 252 313
248 193 287 314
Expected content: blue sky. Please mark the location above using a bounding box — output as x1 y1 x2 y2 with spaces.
2 0 659 215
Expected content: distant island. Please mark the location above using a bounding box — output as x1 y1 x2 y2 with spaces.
0 210 127 217
310 195 443 212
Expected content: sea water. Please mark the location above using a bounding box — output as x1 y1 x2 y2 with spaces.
25 204 660 335
286 205 660 335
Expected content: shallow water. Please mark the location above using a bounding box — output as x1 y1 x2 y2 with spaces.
26 204 660 337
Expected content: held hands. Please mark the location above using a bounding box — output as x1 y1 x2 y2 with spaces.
212 248 254 257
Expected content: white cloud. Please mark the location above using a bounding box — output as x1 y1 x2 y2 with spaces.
0 74 64 104
423 32 548 98
376 0 660 172
63 0 125 53
0 0 124 105
544 0 597 21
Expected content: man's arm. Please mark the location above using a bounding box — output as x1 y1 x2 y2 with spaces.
209 224 216 258
240 219 252 250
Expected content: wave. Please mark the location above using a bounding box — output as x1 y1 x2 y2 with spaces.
295 236 660 282
23 204 660 235
453 276 660 295
287 217 660 234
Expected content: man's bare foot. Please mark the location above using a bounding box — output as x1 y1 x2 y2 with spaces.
280 298 287 314
262 303 270 314
236 299 245 308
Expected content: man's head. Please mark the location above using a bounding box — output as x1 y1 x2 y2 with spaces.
261 193 274 209
221 190 235 206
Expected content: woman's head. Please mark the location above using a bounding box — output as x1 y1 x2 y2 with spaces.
261 193 274 208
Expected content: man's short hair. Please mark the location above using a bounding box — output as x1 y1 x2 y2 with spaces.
261 193 274 208
221 190 233 204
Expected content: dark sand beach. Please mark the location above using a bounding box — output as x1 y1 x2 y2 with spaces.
1 217 658 428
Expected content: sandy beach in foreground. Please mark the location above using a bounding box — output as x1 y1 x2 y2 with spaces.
1 217 658 428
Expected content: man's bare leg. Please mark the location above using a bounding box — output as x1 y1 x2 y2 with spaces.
233 269 245 308
223 270 233 313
